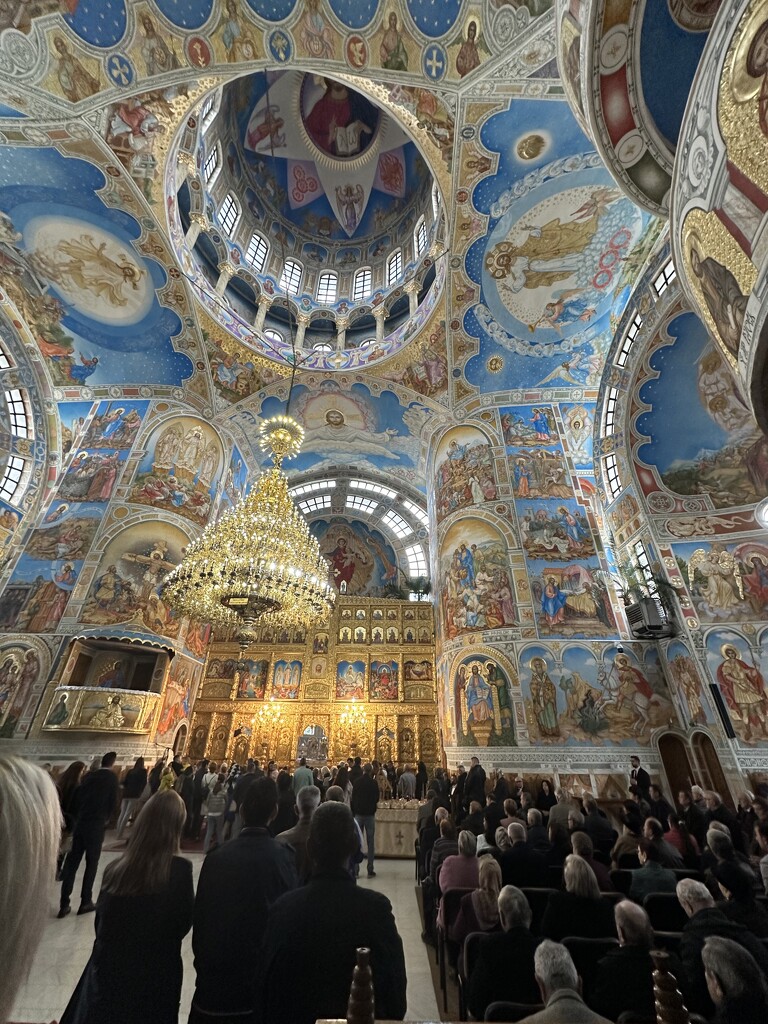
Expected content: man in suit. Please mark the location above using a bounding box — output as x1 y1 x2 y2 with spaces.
452 763 467 819
467 884 542 1019
648 784 674 831
628 838 677 903
419 805 449 880
463 799 485 836
276 784 321 882
677 878 768 1017
678 788 708 847
629 756 650 801
583 796 617 849
592 901 656 1021
464 755 486 809
518 940 613 1023
643 816 683 867
258 801 407 1024
58 750 119 918
500 821 547 888
526 808 551 850
190 776 298 1024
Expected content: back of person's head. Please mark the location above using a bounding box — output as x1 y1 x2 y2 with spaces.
503 797 516 816
101 751 117 768
571 831 593 859
691 784 705 801
308 801 356 872
325 785 344 802
134 756 144 769
498 884 532 932
702 935 768 1008
638 837 661 862
241 776 278 828
528 807 542 827
534 940 579 999
478 855 502 896
103 790 185 897
363 763 372 776
439 818 456 840
715 861 755 903
496 826 511 851
458 829 477 857
469 799 482 814
645 816 663 840
708 828 734 861
564 853 600 899
705 789 722 807
555 787 565 803
276 769 292 793
435 805 449 826
568 809 585 829
677 877 714 915
508 821 526 844
0 758 61 1024
298 757 307 767
615 900 653 949
584 796 598 815
296 785 321 819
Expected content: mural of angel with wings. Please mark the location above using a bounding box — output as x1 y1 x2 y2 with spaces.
687 543 744 619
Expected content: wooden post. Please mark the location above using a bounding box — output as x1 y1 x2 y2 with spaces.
346 946 374 1024
651 948 690 1024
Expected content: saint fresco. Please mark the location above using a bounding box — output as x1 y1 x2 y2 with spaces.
433 426 497 523
705 629 768 745
452 653 515 747
438 519 517 638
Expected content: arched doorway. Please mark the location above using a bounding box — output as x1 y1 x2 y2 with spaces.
657 732 696 798
692 731 733 808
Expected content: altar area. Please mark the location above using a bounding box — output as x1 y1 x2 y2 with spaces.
373 801 421 859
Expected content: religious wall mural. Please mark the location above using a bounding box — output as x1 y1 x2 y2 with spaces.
665 638 713 728
81 400 149 450
0 641 46 738
272 659 301 699
79 523 189 640
674 540 768 623
704 628 768 746
452 652 515 747
312 519 399 597
529 561 616 638
129 416 224 525
438 518 517 638
336 659 366 700
370 659 399 700
156 654 202 748
433 425 497 523
520 643 676 746
236 658 269 699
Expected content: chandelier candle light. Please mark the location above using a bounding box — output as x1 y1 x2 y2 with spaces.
162 414 335 643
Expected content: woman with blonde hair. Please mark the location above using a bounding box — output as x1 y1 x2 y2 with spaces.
541 853 617 941
60 790 194 1024
0 757 61 1024
450 855 502 947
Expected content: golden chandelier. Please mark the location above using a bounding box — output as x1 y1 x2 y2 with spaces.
162 415 335 640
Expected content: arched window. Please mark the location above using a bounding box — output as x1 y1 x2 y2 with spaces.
0 454 25 504
263 329 283 344
5 389 30 439
245 233 269 272
312 342 334 353
386 249 402 287
203 144 220 184
218 192 239 234
200 94 217 128
279 259 303 296
316 271 338 304
415 217 427 257
353 267 372 302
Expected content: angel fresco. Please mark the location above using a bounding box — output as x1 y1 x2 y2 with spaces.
687 544 745 619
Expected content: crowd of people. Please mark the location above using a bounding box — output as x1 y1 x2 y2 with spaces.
414 754 768 1022
4 750 768 1024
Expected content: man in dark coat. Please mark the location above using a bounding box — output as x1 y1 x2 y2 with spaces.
678 788 708 847
258 801 407 1024
463 799 485 837
351 762 379 877
499 821 547 888
676 878 768 1017
583 796 618 849
275 784 321 882
592 901 656 1021
648 784 675 831
467 884 541 1020
59 751 119 918
629 756 650 801
188 759 209 840
705 790 746 852
452 763 467 819
464 755 486 809
190 777 298 1024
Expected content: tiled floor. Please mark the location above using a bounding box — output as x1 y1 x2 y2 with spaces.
12 846 439 1023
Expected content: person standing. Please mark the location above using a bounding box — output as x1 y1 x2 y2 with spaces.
397 763 416 799
276 785 321 882
189 759 209 840
115 757 147 840
59 751 119 919
60 791 194 1024
464 756 486 809
351 763 379 878
293 756 313 793
258 802 407 1024
629 755 650 801
190 777 298 1024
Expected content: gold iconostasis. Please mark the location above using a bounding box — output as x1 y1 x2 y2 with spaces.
188 597 440 768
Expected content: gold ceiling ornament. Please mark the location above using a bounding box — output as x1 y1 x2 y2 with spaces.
161 414 335 642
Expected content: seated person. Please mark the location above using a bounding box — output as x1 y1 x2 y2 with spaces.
642 816 683 868
436 829 478 931
499 821 547 888
526 808 551 851
516 940 613 1024
541 854 617 942
583 796 618 849
571 831 612 892
714 860 768 938
463 799 485 837
629 838 678 904
592 900 656 1022
466 885 542 1020
702 934 768 1024
450 856 501 948
611 806 643 869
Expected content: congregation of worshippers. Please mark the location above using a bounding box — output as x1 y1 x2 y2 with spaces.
3 753 768 1024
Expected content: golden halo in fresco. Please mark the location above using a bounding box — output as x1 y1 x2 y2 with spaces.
728 2 768 103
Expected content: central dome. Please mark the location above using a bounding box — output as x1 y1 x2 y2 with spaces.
173 70 444 373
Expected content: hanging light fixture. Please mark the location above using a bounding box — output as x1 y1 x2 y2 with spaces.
162 414 335 643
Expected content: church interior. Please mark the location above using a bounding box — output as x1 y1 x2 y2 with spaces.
2 0 768 1017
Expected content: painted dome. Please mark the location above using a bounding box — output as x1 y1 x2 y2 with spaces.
171 70 444 372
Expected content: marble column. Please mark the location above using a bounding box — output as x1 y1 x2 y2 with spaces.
405 280 419 316
185 213 207 249
336 315 349 350
294 313 309 349
373 304 387 343
254 294 273 331
215 263 235 297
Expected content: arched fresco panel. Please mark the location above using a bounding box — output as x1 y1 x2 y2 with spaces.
450 648 516 748
704 627 768 746
0 638 49 738
433 425 497 524
438 518 517 639
79 522 190 640
664 637 714 729
311 518 400 597
129 416 225 526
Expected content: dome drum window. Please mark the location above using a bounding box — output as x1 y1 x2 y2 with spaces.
387 249 403 287
203 145 220 184
317 271 338 304
246 233 269 272
0 454 25 504
218 193 239 234
279 259 303 296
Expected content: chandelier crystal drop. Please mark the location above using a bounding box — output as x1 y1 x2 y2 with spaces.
162 415 335 640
